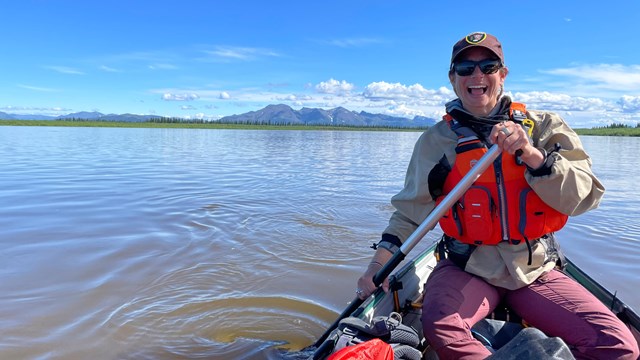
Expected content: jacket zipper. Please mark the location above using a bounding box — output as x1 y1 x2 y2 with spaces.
494 154 509 241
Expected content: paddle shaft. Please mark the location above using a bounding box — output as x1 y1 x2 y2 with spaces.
312 145 501 350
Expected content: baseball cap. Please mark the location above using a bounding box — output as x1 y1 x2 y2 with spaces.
451 32 504 64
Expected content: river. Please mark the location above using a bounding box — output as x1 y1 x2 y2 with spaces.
0 126 638 359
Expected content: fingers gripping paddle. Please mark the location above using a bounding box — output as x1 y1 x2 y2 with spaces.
313 145 501 351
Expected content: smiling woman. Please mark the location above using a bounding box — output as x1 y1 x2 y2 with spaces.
352 31 639 360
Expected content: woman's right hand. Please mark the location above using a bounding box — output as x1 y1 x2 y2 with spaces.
356 261 390 300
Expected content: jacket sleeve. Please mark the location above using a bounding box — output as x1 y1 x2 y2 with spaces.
525 111 605 216
383 123 458 242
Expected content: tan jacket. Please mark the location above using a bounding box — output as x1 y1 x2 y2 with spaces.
384 110 605 289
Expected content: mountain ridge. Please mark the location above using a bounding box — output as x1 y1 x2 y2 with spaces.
0 104 438 128
217 104 436 127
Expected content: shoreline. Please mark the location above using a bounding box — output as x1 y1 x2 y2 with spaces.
2 119 639 136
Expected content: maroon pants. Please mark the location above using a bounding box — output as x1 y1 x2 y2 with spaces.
421 259 639 359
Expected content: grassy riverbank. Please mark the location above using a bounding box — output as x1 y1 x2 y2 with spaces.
0 119 420 132
2 119 640 136
572 127 640 136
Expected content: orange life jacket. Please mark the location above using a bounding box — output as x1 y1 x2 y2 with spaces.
437 102 568 245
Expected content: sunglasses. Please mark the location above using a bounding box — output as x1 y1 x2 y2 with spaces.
452 59 502 76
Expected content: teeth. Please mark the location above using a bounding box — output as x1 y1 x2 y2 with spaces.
467 85 488 94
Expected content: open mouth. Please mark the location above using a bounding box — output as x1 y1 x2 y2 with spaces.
468 85 487 95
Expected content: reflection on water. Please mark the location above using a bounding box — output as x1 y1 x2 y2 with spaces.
0 126 638 359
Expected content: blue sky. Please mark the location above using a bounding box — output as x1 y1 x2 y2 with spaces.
2 0 639 128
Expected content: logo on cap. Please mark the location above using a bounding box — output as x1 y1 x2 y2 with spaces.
465 32 487 45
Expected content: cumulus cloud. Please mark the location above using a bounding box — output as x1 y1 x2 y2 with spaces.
1 105 72 113
363 82 453 106
510 91 612 112
618 95 640 113
162 93 199 101
275 94 313 101
219 91 230 99
315 79 354 95
385 103 425 117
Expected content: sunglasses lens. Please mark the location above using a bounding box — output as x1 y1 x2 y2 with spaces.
454 62 476 76
479 60 501 74
454 59 502 76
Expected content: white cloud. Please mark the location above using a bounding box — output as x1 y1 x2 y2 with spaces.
0 105 73 115
94 50 177 64
99 65 120 72
275 94 313 101
148 63 178 70
44 65 84 75
323 37 384 48
542 64 640 92
181 112 222 121
504 90 640 127
363 82 453 107
204 46 280 61
315 79 354 95
162 93 199 101
365 82 427 99
385 103 425 117
180 105 196 110
510 91 612 112
619 95 640 113
149 68 640 128
18 84 59 92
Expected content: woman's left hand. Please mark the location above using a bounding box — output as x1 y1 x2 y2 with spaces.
490 121 544 169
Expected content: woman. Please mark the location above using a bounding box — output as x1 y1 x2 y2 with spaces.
355 32 639 359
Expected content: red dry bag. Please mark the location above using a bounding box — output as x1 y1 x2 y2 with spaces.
327 338 394 360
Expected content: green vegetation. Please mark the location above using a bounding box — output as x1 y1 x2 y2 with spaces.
2 119 640 136
0 119 426 132
574 123 640 136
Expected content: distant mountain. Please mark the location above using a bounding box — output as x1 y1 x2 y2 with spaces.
0 111 56 120
219 104 437 128
0 110 160 122
59 111 104 119
56 112 159 122
0 104 438 128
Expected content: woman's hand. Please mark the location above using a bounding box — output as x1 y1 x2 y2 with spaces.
490 121 544 169
356 261 389 300
355 248 393 300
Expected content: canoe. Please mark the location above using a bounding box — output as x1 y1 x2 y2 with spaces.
310 240 640 359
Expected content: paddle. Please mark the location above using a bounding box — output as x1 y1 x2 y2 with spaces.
312 144 502 352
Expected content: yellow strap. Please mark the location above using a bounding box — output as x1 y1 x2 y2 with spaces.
523 118 534 137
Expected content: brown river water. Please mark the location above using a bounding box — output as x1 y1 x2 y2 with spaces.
1 126 638 359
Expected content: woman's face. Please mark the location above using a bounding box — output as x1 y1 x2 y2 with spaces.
449 47 508 117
